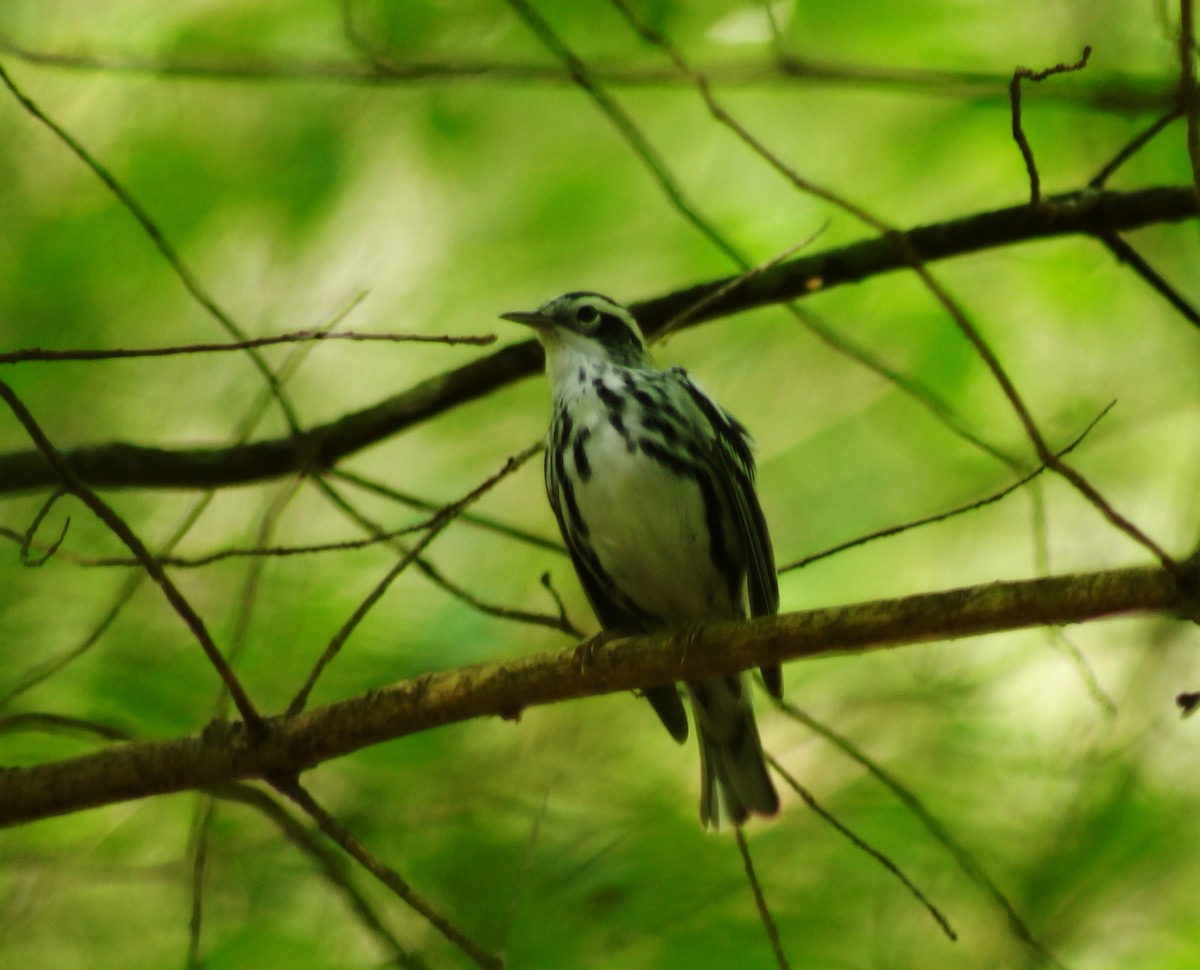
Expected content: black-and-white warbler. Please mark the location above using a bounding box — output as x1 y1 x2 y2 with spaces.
502 292 781 828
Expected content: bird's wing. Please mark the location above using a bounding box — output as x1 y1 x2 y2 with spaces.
673 369 782 698
544 439 691 741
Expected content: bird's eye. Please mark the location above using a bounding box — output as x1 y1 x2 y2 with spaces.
575 304 599 326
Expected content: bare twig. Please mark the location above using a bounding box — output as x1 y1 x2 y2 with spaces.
316 473 582 638
409 551 586 638
331 466 566 557
220 478 304 720
0 294 365 711
496 794 549 955
288 443 543 715
0 329 496 365
18 486 69 566
1098 232 1200 329
0 712 132 741
766 755 957 942
654 226 828 342
734 828 790 969
0 500 215 711
538 572 580 635
1089 106 1184 187
0 378 263 731
779 403 1113 573
502 0 742 264
771 699 1065 967
1042 626 1118 717
0 31 1173 112
271 776 504 970
1010 47 1093 207
186 795 217 970
77 523 443 568
0 60 301 433
212 782 427 969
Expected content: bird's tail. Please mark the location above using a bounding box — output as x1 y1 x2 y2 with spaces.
689 674 779 829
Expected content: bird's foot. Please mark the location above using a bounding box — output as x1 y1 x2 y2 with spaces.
574 629 619 673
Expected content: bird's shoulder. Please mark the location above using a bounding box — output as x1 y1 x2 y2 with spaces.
658 367 756 471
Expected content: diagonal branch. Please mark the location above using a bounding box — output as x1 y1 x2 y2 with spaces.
0 378 263 730
0 59 302 434
0 558 1192 828
0 185 1194 496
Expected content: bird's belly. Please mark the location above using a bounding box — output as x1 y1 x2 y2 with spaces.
574 425 735 623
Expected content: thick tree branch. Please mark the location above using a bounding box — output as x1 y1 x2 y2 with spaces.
1 559 1191 828
0 184 1194 497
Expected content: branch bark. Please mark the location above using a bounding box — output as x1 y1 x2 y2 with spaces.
0 184 1194 496
2 559 1191 828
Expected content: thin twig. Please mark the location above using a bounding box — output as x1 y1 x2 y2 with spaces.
288 443 544 715
216 477 304 719
0 59 302 433
502 0 742 264
73 523 441 568
1042 626 1118 717
0 712 132 741
770 698 1065 967
0 31 1174 113
414 553 586 638
19 486 69 566
0 329 496 365
654 226 828 342
766 755 957 942
495 794 549 955
733 828 791 969
779 403 1113 573
0 294 367 711
0 378 263 731
186 795 217 970
213 782 427 969
0 500 214 711
1010 47 1093 207
538 572 580 635
271 776 504 970
1089 106 1184 187
317 474 582 638
331 466 566 557
1097 232 1200 329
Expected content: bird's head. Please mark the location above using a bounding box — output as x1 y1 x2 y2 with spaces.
501 292 652 371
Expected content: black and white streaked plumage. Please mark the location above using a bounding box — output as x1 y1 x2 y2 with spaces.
502 292 781 828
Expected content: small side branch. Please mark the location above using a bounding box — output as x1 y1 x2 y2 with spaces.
1010 47 1092 207
0 379 263 731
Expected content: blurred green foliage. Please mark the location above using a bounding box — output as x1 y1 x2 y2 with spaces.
0 1 1198 968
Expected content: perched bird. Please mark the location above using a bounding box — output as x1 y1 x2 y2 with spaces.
502 292 781 828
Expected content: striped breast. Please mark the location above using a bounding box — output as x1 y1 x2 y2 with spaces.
547 361 746 627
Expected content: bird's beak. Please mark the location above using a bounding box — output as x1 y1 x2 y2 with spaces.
500 310 551 330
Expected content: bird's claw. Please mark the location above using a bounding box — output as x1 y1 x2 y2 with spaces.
574 629 618 673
